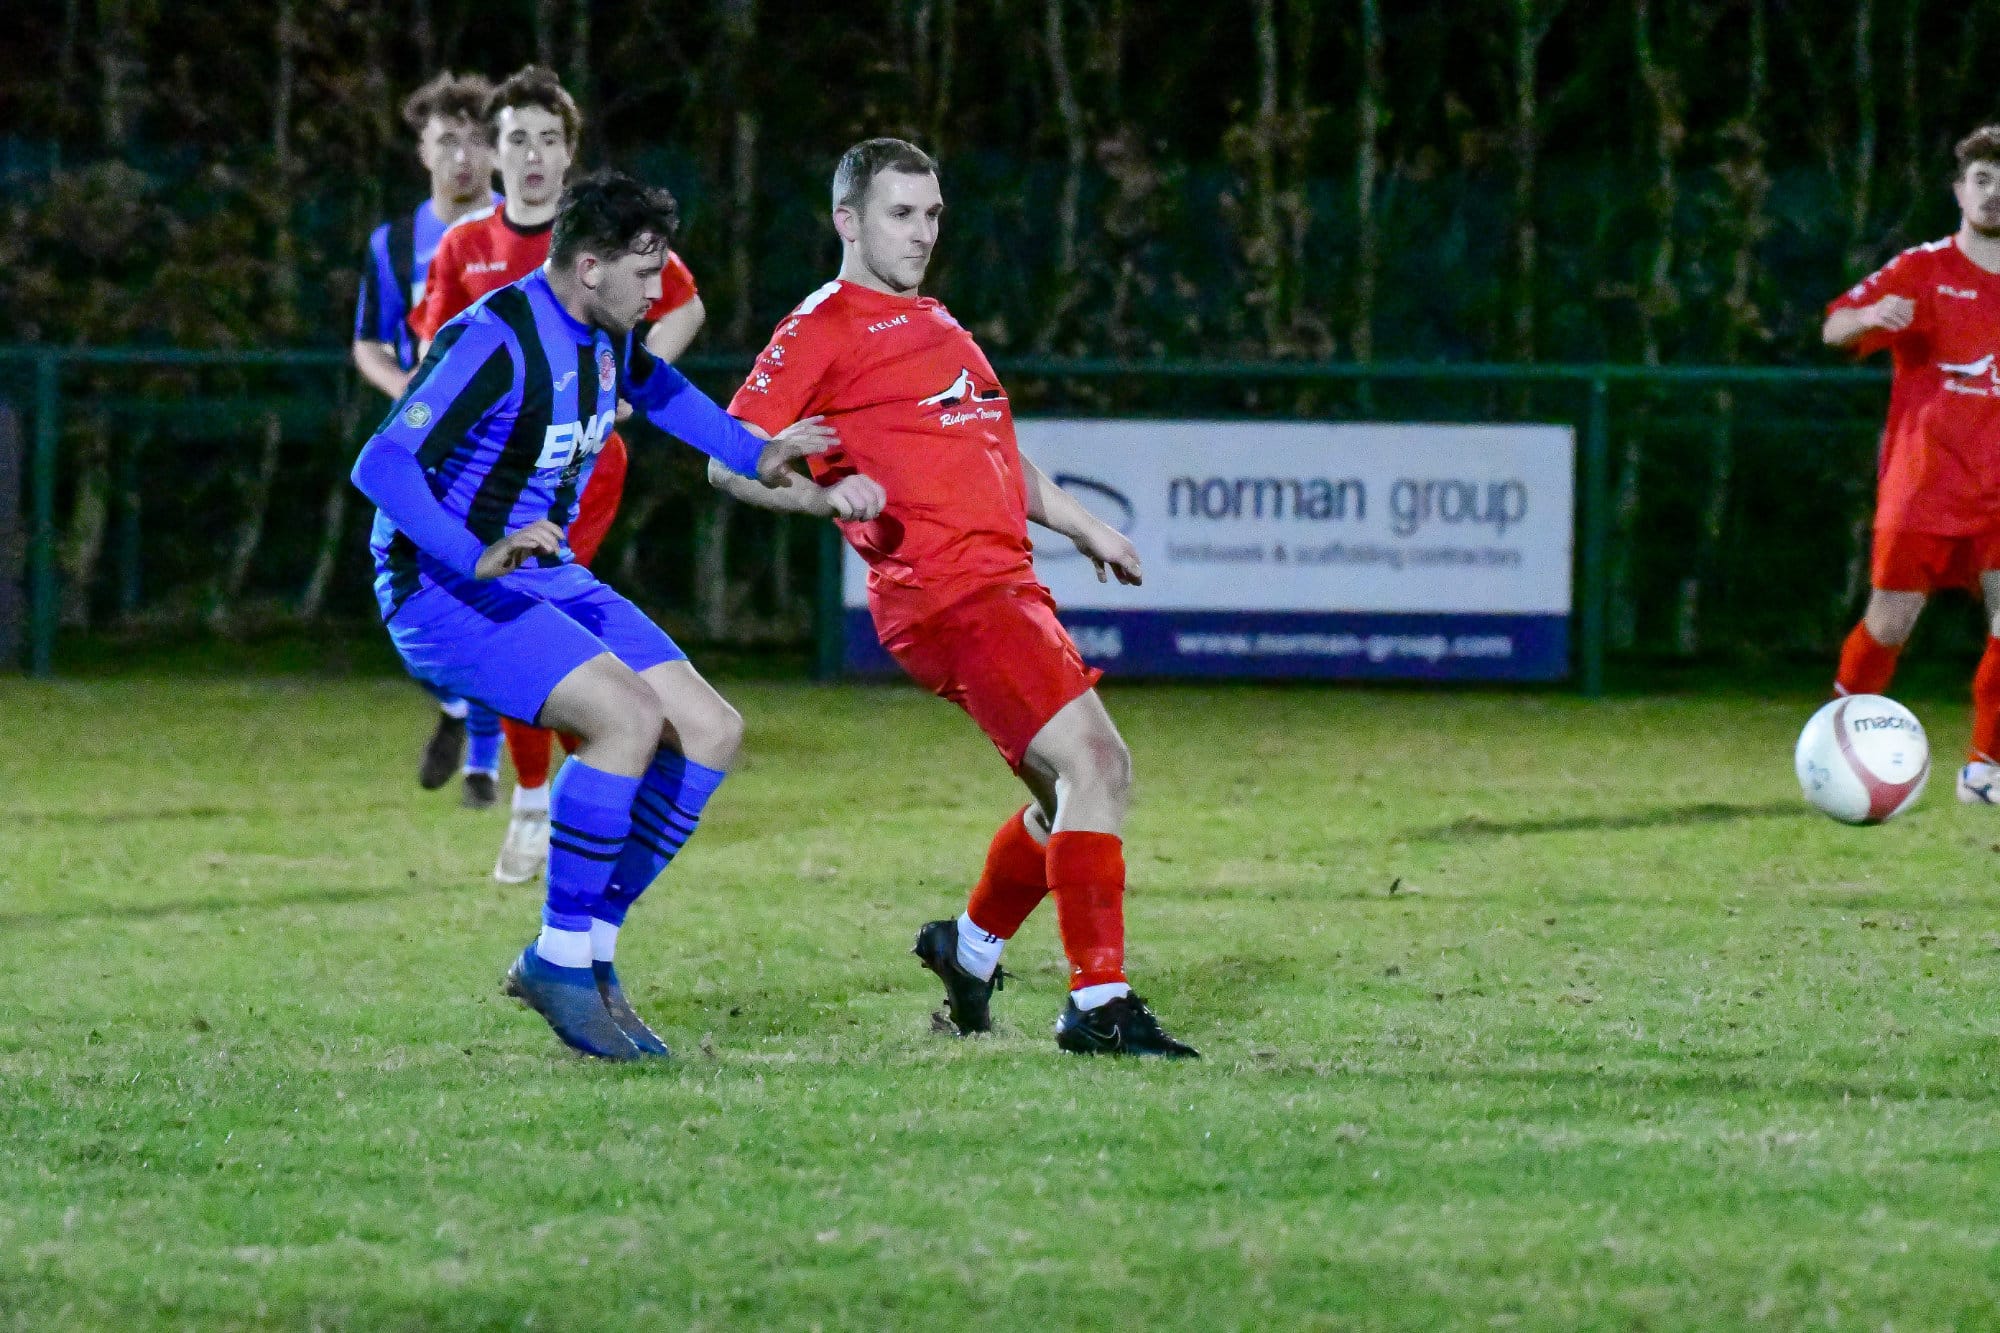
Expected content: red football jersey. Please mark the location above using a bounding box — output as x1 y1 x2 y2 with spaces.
727 279 1037 639
411 204 699 341
1828 236 2000 535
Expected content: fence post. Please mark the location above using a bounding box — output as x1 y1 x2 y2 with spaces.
0 401 19 671
811 521 844 682
30 351 59 678
1578 377 1610 697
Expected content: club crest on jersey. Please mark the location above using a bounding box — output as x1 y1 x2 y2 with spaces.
1939 353 2000 396
401 402 433 429
598 348 617 393
918 366 1007 425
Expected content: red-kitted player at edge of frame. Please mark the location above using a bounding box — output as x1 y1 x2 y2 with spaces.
1826 124 2000 804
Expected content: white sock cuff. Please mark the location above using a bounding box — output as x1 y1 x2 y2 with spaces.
955 911 1005 981
512 783 551 813
535 925 591 969
589 919 620 963
1070 981 1131 1011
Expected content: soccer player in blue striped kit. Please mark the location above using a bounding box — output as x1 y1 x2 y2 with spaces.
351 70 508 805
351 172 875 1059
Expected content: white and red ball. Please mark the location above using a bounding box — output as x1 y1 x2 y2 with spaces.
1794 694 1930 825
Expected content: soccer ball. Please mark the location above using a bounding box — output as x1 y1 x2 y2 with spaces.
1794 695 1929 825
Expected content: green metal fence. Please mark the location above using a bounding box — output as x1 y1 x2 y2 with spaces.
0 346 1893 691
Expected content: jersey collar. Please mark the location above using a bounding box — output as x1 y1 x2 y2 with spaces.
524 268 596 341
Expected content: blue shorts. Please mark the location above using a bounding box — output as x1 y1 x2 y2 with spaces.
386 564 685 724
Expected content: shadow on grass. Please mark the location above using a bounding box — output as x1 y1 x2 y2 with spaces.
1403 799 1807 844
0 879 487 931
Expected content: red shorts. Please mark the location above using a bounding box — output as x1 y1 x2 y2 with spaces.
568 431 630 567
1871 526 2000 593
881 582 1102 770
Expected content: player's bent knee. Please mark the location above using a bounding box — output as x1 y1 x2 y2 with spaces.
1062 727 1132 805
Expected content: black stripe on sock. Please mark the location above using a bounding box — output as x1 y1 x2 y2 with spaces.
549 840 622 863
550 819 626 846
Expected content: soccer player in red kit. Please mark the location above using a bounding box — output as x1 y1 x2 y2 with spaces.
412 65 709 880
718 138 1198 1057
1826 125 2000 803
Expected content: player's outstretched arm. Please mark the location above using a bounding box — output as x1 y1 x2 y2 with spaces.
1824 295 1915 349
1022 455 1142 585
705 449 886 520
623 348 838 482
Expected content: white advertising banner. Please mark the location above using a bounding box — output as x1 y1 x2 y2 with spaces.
844 419 1576 680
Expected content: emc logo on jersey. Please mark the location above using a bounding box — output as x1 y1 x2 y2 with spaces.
535 407 617 470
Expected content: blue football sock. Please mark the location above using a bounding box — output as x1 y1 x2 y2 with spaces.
543 759 641 932
464 704 502 776
597 749 727 927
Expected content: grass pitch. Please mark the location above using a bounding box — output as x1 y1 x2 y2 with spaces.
7 669 2000 1330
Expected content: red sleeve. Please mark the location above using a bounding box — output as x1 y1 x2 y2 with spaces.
645 251 699 320
1827 249 1931 359
411 231 467 342
727 305 844 437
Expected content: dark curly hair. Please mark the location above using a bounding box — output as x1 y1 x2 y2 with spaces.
549 170 680 267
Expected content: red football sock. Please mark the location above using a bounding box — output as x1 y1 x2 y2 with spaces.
1972 637 2000 763
1047 830 1127 991
964 808 1050 938
502 718 555 790
1836 622 1901 697
558 732 580 757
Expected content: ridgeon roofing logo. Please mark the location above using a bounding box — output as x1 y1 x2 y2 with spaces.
1041 474 1136 558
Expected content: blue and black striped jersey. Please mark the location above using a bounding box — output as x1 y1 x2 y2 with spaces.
352 194 499 369
359 267 766 619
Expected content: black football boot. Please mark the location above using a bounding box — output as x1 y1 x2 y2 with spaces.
911 918 1006 1035
1054 993 1200 1059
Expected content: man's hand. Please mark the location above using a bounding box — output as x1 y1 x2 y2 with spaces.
755 416 840 483
474 519 564 579
818 474 887 521
1073 522 1142 585
1860 296 1916 332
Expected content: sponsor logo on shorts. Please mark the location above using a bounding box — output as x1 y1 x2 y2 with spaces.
1939 284 1981 300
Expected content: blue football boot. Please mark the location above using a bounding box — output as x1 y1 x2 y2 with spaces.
593 961 671 1057
503 945 641 1060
